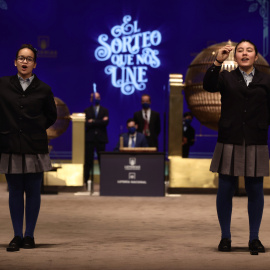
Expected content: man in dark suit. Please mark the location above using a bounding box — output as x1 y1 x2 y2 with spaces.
133 94 161 149
182 112 195 158
84 92 109 184
115 118 148 150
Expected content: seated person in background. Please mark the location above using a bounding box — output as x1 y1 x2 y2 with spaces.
115 118 148 150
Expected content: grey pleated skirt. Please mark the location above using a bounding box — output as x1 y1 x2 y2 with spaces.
0 153 52 174
210 142 269 177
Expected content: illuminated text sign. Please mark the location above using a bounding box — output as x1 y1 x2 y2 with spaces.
94 15 162 95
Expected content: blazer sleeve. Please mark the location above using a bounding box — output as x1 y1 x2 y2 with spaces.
44 89 57 129
133 111 139 123
133 111 144 132
114 133 128 151
203 64 223 93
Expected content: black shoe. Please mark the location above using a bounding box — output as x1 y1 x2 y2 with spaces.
22 236 35 249
6 236 23 252
218 238 231 252
249 239 265 253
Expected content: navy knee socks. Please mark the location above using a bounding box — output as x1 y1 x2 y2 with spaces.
217 174 264 241
6 173 43 239
216 174 237 239
245 177 264 241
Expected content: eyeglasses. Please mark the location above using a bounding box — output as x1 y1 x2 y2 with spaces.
17 56 35 63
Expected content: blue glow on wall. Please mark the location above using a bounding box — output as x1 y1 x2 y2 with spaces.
1 0 269 157
0 0 7 10
94 15 162 95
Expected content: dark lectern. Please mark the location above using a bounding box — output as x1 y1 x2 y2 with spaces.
100 152 165 196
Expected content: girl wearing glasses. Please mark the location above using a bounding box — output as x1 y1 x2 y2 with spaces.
0 44 57 252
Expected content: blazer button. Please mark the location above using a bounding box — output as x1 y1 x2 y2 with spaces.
20 105 23 109
243 122 245 125
19 130 23 133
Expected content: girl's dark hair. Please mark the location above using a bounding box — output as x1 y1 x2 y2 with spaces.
234 39 258 55
16 44 38 62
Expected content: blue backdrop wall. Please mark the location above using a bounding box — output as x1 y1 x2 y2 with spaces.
0 0 268 158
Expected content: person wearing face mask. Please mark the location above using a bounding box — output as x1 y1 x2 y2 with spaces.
182 112 195 158
84 92 109 185
133 94 161 149
114 119 148 150
203 40 270 254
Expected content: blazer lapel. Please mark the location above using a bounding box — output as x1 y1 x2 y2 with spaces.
10 74 40 94
148 110 152 125
97 106 103 118
25 75 39 93
234 67 264 86
10 75 23 93
135 133 140 147
139 111 144 123
93 106 100 119
234 68 247 87
252 68 264 84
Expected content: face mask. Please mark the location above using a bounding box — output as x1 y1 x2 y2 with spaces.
94 99 100 105
128 127 136 134
142 103 150 109
184 119 192 126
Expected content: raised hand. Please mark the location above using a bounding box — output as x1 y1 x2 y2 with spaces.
215 45 234 64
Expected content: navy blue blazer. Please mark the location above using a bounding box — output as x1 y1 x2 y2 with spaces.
114 132 148 150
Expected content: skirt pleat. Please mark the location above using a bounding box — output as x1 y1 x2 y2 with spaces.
210 142 269 177
220 144 233 175
233 143 245 176
0 153 52 174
